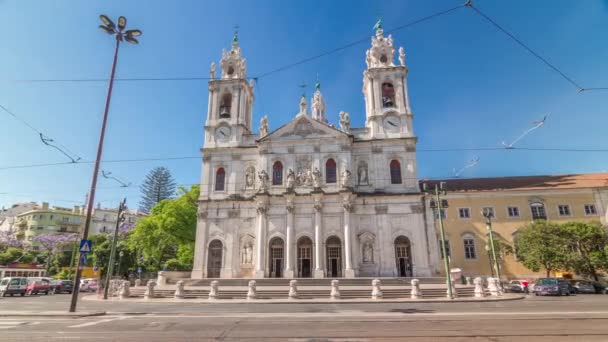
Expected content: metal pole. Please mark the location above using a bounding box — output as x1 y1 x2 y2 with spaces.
486 217 501 281
103 199 125 300
69 36 121 312
436 185 453 299
68 240 78 278
117 252 123 278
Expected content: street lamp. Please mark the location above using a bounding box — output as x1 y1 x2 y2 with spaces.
422 181 454 299
484 244 494 277
482 208 501 283
69 15 142 312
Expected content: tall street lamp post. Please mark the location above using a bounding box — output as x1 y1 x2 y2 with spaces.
484 244 495 277
482 209 501 283
69 15 141 312
103 198 126 300
423 182 453 299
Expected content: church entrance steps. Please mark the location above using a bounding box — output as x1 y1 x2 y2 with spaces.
166 277 447 287
128 286 474 300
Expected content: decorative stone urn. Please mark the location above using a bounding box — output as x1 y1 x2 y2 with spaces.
174 280 185 299
247 280 257 300
330 280 340 299
134 279 142 287
488 277 500 296
209 280 219 300
119 280 130 299
371 279 383 299
144 280 156 300
288 280 298 299
410 279 421 299
474 277 485 298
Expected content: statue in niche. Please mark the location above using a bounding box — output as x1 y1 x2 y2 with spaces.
258 170 269 192
241 241 253 264
312 167 322 188
245 166 255 188
357 162 369 185
339 111 351 133
398 47 406 67
341 170 352 188
210 62 216 79
363 242 374 263
259 115 269 137
286 169 295 190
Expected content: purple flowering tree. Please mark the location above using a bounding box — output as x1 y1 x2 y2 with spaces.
33 233 79 254
0 229 24 250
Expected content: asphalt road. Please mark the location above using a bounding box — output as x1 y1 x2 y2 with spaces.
0 293 607 341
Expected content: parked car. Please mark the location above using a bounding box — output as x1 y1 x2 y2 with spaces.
51 280 73 294
26 278 52 295
571 280 596 294
534 278 571 296
0 277 28 297
507 280 527 293
79 278 99 292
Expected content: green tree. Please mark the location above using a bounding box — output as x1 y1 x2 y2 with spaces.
562 221 608 281
128 185 199 271
514 221 571 277
139 166 177 213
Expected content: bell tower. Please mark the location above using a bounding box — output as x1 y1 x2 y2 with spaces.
204 33 254 147
362 20 413 139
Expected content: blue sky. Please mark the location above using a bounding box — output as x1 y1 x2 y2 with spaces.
1 0 607 209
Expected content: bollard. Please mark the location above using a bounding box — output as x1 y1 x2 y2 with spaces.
119 280 130 299
134 278 142 287
208 280 219 300
410 279 422 299
330 280 340 299
174 280 185 299
247 280 257 300
156 271 167 287
447 277 458 298
487 277 499 296
371 279 383 299
144 280 156 299
288 280 298 299
465 277 472 286
474 277 485 298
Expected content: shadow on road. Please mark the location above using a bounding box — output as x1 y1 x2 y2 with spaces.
390 308 435 314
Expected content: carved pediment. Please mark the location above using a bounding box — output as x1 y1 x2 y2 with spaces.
258 114 349 142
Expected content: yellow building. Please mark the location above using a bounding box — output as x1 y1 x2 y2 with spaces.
426 173 608 279
15 202 84 249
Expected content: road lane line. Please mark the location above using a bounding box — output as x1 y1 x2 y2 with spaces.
68 317 128 328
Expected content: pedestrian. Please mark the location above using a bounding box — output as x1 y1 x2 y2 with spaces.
522 279 529 294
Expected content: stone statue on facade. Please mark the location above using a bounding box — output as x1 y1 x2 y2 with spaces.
299 95 307 114
258 170 269 192
259 115 269 137
339 111 351 133
286 168 296 190
363 242 373 263
210 62 216 79
311 88 326 122
245 166 255 188
398 47 406 66
312 167 322 188
241 241 253 264
365 49 372 68
341 169 352 188
357 162 369 185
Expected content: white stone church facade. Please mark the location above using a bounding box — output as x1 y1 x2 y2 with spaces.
191 28 441 279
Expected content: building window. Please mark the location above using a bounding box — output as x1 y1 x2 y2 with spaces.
63 217 69 223
530 203 547 220
507 206 520 218
59 227 67 232
381 82 396 108
37 226 43 230
390 160 402 184
325 159 337 184
50 215 53 220
39 215 44 220
463 235 477 259
434 208 447 220
458 208 470 219
558 205 571 217
102 226 107 233
272 161 283 185
219 93 232 118
584 204 597 215
215 168 226 191
439 239 451 259
482 207 495 218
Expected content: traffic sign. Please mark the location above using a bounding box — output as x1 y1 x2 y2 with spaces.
93 265 99 272
79 253 87 269
137 267 142 274
80 239 92 253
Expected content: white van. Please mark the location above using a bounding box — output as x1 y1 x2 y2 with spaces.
0 277 28 297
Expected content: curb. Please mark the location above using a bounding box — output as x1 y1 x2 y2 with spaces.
0 311 106 318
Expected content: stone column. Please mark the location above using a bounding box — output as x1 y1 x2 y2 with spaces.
312 193 325 278
342 193 355 278
254 196 269 278
191 209 208 279
284 195 295 278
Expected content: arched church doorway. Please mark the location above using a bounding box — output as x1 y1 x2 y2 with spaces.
326 236 342 278
268 237 284 278
394 236 412 277
207 240 223 278
297 236 313 278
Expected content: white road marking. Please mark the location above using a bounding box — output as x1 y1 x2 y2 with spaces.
0 321 28 330
68 317 128 328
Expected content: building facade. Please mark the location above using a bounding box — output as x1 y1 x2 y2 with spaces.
15 203 84 249
90 204 145 235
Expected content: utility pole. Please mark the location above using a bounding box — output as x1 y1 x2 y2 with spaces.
422 182 454 299
103 198 126 300
69 15 141 312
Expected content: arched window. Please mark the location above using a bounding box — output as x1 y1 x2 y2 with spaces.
325 159 337 184
382 82 396 108
219 93 232 118
530 202 546 220
463 234 477 260
390 160 402 184
215 168 225 191
272 161 283 185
